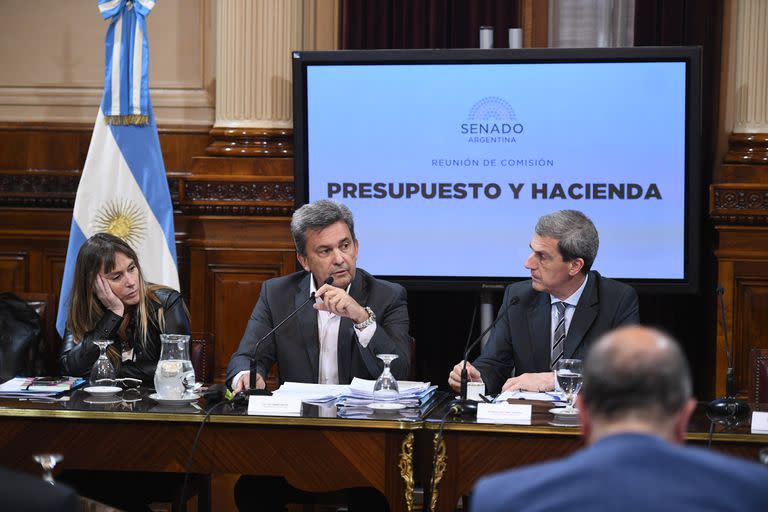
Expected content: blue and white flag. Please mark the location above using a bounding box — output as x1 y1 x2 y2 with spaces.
99 0 156 125
56 1 177 337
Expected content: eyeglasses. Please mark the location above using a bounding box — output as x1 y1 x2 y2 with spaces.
91 377 142 389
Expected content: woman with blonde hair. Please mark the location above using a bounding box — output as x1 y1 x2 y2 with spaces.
60 232 189 382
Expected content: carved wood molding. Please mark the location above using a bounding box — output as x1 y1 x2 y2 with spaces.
205 127 294 157
0 170 294 216
711 184 768 225
724 133 768 164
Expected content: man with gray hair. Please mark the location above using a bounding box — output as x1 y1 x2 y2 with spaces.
227 199 410 392
227 199 409 511
471 326 768 511
449 209 639 394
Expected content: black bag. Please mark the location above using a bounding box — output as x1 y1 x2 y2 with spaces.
0 292 45 380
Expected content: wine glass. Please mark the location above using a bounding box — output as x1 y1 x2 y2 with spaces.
90 339 117 386
32 453 63 485
555 358 583 413
373 354 400 402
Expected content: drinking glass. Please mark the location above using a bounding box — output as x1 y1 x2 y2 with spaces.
555 358 583 413
373 354 399 402
32 453 63 485
90 339 116 386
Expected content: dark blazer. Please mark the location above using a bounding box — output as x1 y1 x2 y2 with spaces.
473 271 639 393
226 268 410 388
60 288 190 383
471 433 768 512
0 466 79 512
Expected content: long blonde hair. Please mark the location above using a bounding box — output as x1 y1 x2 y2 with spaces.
67 233 161 363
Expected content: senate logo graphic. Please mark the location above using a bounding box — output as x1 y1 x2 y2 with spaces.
461 96 524 143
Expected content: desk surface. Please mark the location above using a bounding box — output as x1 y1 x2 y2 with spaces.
1 390 765 512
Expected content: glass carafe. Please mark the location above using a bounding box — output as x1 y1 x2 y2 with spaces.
153 334 194 399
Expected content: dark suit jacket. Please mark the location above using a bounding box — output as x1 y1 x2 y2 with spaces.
0 466 79 512
226 268 410 387
471 433 768 512
473 271 639 393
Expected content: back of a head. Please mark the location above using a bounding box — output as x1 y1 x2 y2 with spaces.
535 210 599 273
290 199 355 256
580 326 692 424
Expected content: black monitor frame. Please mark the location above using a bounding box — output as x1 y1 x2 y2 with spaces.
292 47 702 294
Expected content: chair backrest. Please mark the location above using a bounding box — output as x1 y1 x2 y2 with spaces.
749 347 768 404
190 332 215 384
16 292 61 376
0 292 47 379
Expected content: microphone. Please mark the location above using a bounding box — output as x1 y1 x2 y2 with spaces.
706 286 750 425
452 295 520 416
235 275 334 404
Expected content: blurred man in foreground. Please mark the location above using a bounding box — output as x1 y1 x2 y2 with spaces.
471 326 768 512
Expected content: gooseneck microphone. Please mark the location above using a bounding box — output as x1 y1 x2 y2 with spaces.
452 295 520 416
707 286 750 425
235 275 334 404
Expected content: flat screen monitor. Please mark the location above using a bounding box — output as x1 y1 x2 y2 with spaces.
293 47 701 292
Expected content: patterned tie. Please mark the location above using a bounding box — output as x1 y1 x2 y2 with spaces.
551 302 567 369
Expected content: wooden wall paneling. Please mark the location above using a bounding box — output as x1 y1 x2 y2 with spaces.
714 225 768 397
0 253 27 292
734 273 768 397
189 246 296 383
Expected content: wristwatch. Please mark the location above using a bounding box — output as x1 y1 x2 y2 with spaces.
354 306 376 330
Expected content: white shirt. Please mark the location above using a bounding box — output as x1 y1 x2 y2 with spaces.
233 274 377 389
311 276 376 384
550 274 588 392
549 273 589 349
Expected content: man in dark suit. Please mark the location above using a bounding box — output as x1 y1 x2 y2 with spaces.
227 199 410 391
449 209 639 394
471 326 768 511
227 199 409 512
0 466 79 511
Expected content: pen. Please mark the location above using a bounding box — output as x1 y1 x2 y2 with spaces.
543 391 562 401
479 393 494 403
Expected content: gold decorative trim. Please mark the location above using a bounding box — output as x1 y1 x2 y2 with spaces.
429 433 447 512
398 432 415 512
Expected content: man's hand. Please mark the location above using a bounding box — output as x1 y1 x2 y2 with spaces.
314 283 369 323
501 372 555 393
448 360 483 393
94 274 124 317
232 371 266 394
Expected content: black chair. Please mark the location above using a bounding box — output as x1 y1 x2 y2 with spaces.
0 291 47 380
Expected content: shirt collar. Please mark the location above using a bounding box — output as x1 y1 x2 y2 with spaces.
551 273 589 307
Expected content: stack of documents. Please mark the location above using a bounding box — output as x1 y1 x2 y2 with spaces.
0 376 86 398
337 378 437 408
271 382 349 403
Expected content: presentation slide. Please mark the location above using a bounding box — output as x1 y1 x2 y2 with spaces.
305 61 687 280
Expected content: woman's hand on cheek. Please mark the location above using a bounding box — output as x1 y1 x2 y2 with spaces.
94 274 125 317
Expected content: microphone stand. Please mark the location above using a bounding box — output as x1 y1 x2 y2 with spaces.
706 287 750 427
236 276 333 403
451 296 519 416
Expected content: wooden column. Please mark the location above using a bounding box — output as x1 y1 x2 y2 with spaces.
710 0 768 399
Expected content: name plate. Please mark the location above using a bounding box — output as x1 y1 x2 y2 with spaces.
477 403 532 424
247 396 302 416
751 411 768 434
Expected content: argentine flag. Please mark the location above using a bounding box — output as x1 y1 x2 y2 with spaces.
56 1 178 337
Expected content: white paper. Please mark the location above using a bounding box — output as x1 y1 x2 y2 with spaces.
751 411 768 434
496 390 562 403
247 396 302 416
477 403 532 424
272 382 349 403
